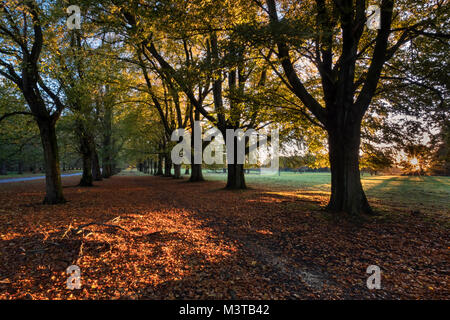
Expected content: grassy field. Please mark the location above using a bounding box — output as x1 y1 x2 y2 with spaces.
202 171 450 217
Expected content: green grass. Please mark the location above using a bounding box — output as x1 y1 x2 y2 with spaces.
203 171 450 215
111 169 450 217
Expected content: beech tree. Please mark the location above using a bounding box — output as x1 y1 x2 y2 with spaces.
0 0 66 203
256 0 447 215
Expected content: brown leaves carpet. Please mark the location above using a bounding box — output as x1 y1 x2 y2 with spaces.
0 176 448 299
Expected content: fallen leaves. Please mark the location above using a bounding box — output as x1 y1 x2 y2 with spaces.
0 176 448 300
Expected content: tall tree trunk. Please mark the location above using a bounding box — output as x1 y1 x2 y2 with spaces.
79 149 93 186
91 147 102 181
163 154 172 177
77 121 93 187
173 164 181 179
189 164 204 182
226 163 246 189
225 136 246 189
37 119 65 204
326 122 372 215
155 153 163 175
188 109 204 182
102 104 113 179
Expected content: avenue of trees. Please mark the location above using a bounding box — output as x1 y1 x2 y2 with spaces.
0 0 448 215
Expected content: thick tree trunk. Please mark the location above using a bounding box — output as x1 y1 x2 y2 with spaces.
173 164 182 179
226 163 246 189
326 123 372 215
225 136 246 189
79 150 93 186
102 154 112 178
163 154 172 177
189 164 204 182
37 120 65 204
91 148 102 181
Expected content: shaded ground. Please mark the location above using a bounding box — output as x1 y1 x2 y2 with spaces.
0 175 448 299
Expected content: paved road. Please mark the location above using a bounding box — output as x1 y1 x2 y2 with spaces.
0 173 82 184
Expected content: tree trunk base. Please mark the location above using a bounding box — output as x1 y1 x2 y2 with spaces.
78 180 94 187
225 164 246 190
43 195 66 205
188 164 204 182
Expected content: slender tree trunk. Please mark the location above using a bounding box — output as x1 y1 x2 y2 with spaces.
149 159 154 175
146 160 151 174
156 154 163 176
37 119 65 204
326 122 372 215
163 154 172 177
77 121 94 187
102 105 113 179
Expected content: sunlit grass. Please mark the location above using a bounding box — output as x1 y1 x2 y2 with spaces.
203 171 450 215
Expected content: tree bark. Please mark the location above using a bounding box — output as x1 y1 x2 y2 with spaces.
189 164 204 182
76 121 94 187
173 164 182 179
37 119 66 204
163 154 172 177
225 136 247 189
155 154 163 176
102 104 113 179
226 163 246 189
79 149 93 186
149 159 154 175
326 122 372 215
91 147 103 181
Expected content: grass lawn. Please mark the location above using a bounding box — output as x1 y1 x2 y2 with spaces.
202 171 450 219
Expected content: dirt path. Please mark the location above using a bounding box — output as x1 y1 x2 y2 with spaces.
0 176 447 299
